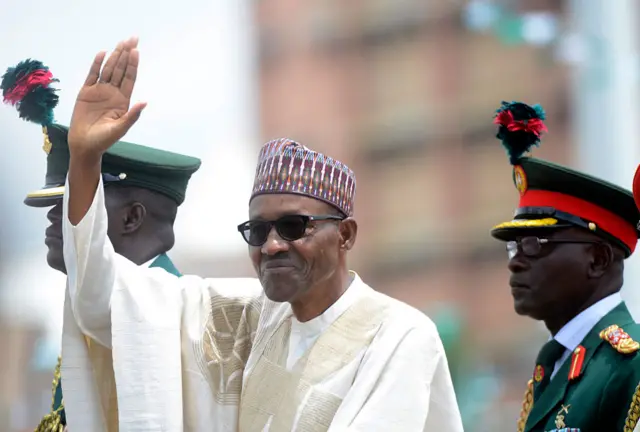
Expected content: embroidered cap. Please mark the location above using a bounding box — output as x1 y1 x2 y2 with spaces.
489 101 640 256
250 138 356 216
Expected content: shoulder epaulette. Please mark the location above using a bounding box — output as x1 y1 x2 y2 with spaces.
599 324 640 354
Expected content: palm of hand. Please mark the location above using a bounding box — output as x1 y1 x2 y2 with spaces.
70 84 130 151
68 38 146 157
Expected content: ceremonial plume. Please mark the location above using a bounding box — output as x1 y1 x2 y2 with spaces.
1 59 59 126
493 100 547 165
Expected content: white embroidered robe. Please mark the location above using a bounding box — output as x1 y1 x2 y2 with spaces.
60 177 463 431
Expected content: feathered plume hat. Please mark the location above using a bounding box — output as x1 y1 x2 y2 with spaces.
490 100 639 257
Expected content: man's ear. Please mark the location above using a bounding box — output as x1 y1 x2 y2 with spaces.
338 218 358 251
123 202 146 234
588 242 614 278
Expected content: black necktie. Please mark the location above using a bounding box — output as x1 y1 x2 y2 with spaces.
532 339 565 401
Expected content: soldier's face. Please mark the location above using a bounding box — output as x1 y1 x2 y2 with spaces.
247 194 344 304
45 200 65 273
506 228 593 322
43 190 123 274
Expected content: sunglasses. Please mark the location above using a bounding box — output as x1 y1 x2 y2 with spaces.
237 214 344 247
507 236 600 259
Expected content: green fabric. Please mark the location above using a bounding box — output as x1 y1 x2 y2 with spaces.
25 124 201 207
523 302 640 431
149 253 181 276
53 375 64 425
532 339 565 402
50 254 181 426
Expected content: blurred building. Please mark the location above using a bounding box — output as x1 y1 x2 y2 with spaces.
254 0 570 428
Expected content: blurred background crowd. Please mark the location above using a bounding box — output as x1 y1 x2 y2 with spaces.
2 1 639 430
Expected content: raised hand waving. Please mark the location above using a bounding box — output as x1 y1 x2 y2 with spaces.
68 37 147 158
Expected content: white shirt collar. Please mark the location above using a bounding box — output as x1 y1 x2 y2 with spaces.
291 271 365 337
554 292 622 351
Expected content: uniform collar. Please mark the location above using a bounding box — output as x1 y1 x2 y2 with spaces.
553 292 622 351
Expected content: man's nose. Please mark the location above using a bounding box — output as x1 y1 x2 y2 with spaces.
261 228 290 256
508 252 530 273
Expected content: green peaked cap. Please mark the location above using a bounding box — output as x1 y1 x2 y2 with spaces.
25 124 201 207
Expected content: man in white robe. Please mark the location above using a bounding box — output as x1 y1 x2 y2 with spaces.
60 37 463 431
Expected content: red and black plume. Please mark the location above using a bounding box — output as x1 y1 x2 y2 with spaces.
1 59 59 126
493 101 548 164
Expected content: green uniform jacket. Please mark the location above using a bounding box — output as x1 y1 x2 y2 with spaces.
36 254 181 431
518 302 640 432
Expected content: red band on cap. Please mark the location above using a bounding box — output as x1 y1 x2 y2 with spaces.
519 189 637 253
633 164 640 210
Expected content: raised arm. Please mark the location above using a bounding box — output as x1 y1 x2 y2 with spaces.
63 37 167 347
67 37 146 225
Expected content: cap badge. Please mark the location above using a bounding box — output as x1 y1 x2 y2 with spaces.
42 126 52 155
514 165 528 196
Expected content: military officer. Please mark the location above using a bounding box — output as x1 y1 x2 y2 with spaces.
490 101 640 432
1 58 201 431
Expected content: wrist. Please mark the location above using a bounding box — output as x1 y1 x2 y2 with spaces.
69 150 102 172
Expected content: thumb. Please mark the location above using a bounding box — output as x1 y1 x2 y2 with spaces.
115 102 147 137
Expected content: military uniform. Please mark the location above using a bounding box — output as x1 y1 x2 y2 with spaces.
23 125 200 431
489 101 640 432
511 301 640 432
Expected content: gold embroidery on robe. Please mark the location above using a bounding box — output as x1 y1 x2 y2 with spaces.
239 292 389 431
196 295 262 404
86 336 119 431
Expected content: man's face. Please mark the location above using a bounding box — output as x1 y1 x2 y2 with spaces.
507 228 594 321
43 189 123 274
44 199 65 273
247 194 344 303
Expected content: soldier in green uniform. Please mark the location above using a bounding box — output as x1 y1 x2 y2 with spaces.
489 101 640 432
1 59 201 431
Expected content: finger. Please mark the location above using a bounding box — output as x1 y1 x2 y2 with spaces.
110 47 130 88
119 48 139 98
128 36 139 49
99 41 125 83
114 102 147 137
84 51 106 86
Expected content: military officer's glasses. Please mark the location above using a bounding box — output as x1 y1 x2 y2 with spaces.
506 236 600 259
237 214 345 247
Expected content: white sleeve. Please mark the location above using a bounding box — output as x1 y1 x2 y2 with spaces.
62 175 182 348
330 324 463 431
